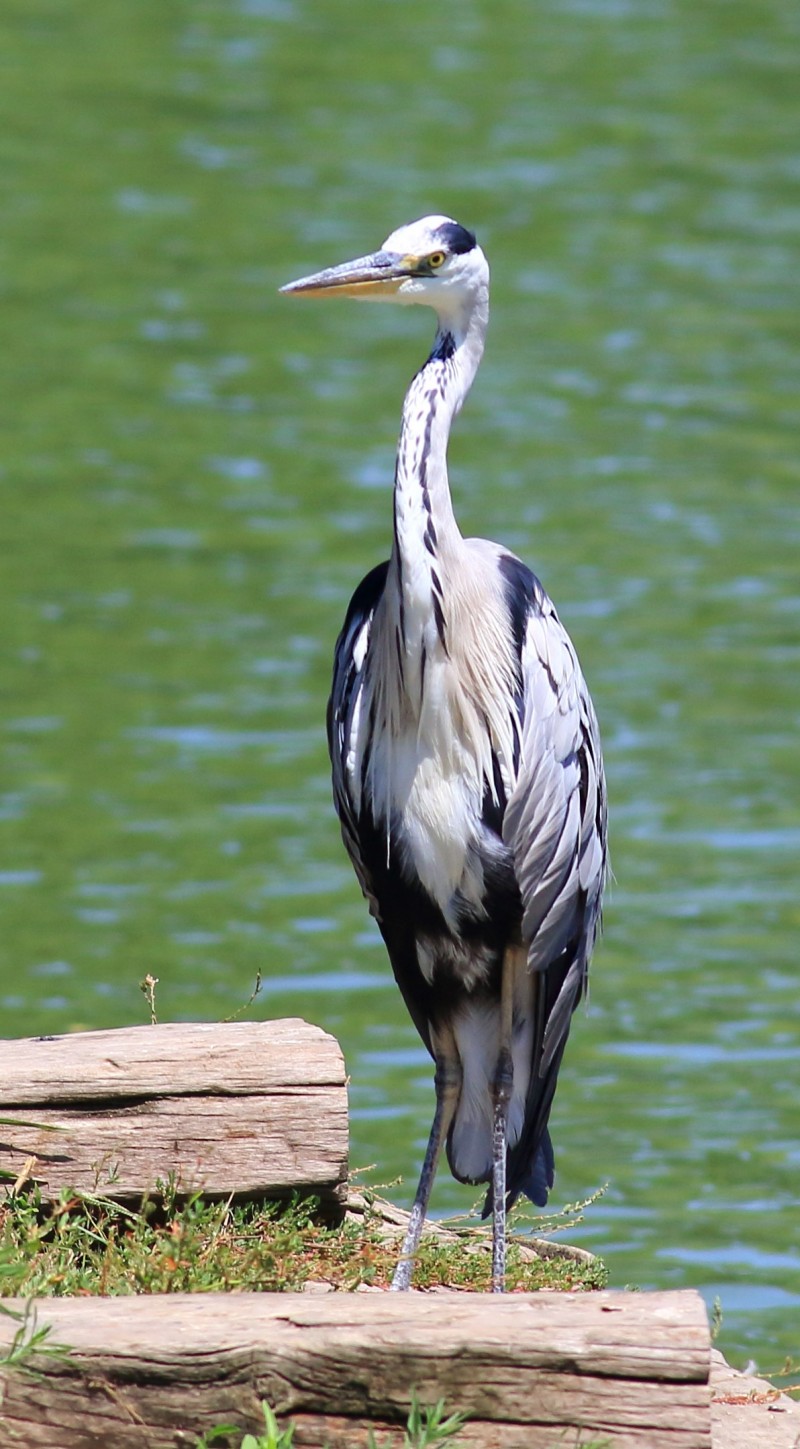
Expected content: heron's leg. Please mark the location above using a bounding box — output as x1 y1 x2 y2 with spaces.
490 1047 513 1292
390 1028 461 1293
490 949 516 1293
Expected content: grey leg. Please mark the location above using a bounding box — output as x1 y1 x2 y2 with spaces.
391 1043 461 1292
490 1043 513 1293
491 947 517 1293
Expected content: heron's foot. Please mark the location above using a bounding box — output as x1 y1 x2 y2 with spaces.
389 1199 425 1291
491 1250 506 1293
390 1255 414 1292
491 1194 507 1293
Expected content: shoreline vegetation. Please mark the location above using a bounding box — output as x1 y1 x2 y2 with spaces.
0 1182 607 1299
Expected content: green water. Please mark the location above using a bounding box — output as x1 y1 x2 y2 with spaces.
2 0 799 1373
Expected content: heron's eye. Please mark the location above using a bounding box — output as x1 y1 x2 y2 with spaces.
428 251 446 269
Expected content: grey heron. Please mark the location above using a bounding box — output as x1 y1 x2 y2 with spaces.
281 215 607 1292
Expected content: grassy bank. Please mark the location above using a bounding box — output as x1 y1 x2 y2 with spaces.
0 1183 606 1298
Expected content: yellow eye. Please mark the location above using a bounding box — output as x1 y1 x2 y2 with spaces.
428 251 446 269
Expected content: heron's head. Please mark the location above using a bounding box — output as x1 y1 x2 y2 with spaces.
280 215 488 326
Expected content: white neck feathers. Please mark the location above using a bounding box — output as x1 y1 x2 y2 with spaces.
389 284 489 660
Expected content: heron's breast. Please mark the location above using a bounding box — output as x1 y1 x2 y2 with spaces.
399 750 478 909
366 691 489 927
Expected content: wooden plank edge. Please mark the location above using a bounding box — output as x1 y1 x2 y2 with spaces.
0 1020 347 1105
0 1290 713 1449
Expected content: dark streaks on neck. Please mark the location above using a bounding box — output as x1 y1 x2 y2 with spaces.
432 329 456 362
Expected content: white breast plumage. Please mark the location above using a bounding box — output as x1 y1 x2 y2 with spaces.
372 705 482 926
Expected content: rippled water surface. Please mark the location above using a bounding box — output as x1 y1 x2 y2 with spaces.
2 0 799 1373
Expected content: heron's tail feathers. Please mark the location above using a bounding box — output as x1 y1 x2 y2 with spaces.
523 1124 556 1206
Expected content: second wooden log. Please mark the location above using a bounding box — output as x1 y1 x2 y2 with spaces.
0 1020 348 1209
0 1289 712 1449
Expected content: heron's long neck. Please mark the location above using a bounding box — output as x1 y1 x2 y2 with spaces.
389 292 488 664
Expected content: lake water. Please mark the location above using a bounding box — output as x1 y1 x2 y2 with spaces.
2 0 799 1377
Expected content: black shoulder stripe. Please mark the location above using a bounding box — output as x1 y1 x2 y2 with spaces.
497 552 540 660
339 559 390 636
329 559 389 755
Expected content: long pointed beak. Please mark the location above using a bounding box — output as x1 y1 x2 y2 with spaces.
280 250 408 300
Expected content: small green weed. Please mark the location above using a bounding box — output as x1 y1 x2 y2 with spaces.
514 1183 608 1238
761 1355 800 1394
0 1116 64 1183
0 1300 69 1374
196 1400 295 1448
196 1393 465 1449
386 1392 466 1447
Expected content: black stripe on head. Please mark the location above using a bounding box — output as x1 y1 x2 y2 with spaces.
434 221 477 256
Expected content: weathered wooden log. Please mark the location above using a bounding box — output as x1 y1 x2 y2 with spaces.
0 1289 712 1448
0 1021 348 1209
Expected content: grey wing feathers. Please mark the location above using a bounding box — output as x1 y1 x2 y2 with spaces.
327 561 389 922
503 594 607 1071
